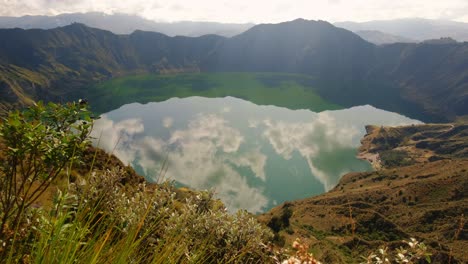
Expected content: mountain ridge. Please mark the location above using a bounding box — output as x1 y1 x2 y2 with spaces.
0 19 467 122
354 30 416 45
0 12 254 37
335 18 468 42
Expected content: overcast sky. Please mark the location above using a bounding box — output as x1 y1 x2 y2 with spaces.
1 0 468 23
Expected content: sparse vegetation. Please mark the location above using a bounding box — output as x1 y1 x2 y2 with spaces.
267 204 294 238
259 123 468 263
380 150 414 168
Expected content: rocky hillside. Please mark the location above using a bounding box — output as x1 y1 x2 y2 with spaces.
359 124 468 168
259 123 468 263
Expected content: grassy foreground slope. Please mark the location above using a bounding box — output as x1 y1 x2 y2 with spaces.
86 72 341 114
258 123 468 263
0 102 275 263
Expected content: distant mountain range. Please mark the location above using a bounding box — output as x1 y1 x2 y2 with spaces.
353 30 416 45
2 13 468 44
335 18 468 42
0 12 253 37
0 19 467 122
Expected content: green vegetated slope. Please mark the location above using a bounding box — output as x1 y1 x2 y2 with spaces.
0 23 224 116
87 72 341 114
0 65 47 105
0 20 467 121
258 123 468 263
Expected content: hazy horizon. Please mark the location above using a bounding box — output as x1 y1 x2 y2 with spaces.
2 12 468 26
1 0 467 24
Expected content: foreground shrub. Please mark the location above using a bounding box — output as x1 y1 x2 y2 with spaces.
361 238 432 264
2 163 274 263
67 167 274 263
0 101 92 252
280 238 322 264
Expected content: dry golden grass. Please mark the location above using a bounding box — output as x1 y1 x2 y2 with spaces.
259 124 468 263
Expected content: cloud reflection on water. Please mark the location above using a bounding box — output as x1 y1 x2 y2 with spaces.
92 113 269 213
91 98 421 213
261 112 360 190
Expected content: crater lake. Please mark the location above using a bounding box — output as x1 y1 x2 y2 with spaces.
91 96 421 213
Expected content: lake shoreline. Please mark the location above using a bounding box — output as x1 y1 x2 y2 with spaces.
356 125 383 170
356 151 382 170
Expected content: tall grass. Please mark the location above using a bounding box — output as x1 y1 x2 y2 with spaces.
1 167 273 264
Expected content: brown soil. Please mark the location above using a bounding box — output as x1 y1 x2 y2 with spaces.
259 123 468 263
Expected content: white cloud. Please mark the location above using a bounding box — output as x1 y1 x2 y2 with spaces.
221 106 231 113
259 106 421 190
248 119 259 128
90 115 144 165
92 112 269 213
150 113 268 212
162 117 173 128
170 114 244 153
1 0 467 23
261 112 360 190
227 148 267 181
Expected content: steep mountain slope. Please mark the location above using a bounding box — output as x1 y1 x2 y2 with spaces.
372 42 468 121
354 30 416 45
0 12 253 37
199 19 468 122
335 18 468 41
204 19 374 79
201 19 436 121
0 19 467 122
0 23 224 73
0 23 223 108
259 123 468 263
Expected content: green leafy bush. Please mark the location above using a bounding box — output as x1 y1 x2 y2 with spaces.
0 101 92 247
